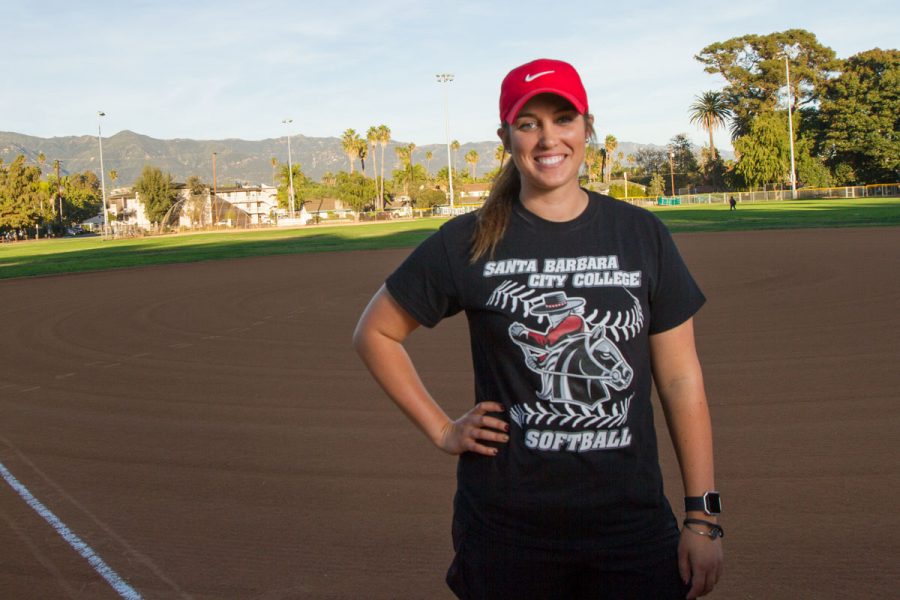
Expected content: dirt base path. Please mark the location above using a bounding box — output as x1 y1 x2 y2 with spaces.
1 227 897 599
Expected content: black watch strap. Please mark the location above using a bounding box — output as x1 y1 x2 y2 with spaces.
684 491 722 515
684 496 707 512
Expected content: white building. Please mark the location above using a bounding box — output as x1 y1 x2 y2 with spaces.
107 184 310 230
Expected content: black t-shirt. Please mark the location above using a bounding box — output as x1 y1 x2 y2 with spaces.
386 192 705 558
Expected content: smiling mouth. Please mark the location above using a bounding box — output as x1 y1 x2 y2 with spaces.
535 155 565 166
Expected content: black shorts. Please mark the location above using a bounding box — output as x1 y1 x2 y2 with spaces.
446 531 689 600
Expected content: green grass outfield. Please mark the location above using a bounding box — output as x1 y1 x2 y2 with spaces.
2 198 899 280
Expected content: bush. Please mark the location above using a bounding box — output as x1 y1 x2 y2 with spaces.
410 187 447 208
607 183 648 199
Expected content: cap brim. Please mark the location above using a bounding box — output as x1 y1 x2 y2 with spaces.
503 88 587 123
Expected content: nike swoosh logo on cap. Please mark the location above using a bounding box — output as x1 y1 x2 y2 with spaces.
524 70 554 82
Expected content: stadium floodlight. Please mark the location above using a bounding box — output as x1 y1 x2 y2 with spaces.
282 118 296 218
97 111 109 232
784 55 798 200
668 151 676 197
436 73 455 209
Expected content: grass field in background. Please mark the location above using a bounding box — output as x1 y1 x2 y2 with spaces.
2 198 898 280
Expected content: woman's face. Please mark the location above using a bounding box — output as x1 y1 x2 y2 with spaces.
500 93 591 197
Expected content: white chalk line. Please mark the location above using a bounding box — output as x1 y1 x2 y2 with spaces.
0 461 143 600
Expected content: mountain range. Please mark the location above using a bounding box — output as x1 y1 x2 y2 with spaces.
0 130 714 187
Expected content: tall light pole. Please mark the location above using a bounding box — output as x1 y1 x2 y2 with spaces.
282 118 296 218
436 73 455 209
97 111 109 231
212 152 218 225
784 54 798 200
668 150 676 197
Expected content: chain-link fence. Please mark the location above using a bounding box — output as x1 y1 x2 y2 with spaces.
622 183 900 207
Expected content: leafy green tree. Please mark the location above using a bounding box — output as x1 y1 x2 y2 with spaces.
648 173 665 197
632 147 668 181
335 172 376 219
669 134 701 191
815 48 899 184
795 136 833 188
409 187 446 209
133 165 179 225
696 29 839 139
733 112 791 188
61 171 103 226
698 149 728 190
0 156 47 233
434 166 461 205
689 91 731 159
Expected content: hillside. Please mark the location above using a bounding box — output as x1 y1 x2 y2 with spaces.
0 130 728 187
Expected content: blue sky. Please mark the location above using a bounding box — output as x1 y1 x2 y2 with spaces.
3 0 896 151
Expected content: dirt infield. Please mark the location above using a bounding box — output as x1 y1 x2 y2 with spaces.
1 227 898 599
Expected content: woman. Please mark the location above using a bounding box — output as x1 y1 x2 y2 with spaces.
354 58 723 599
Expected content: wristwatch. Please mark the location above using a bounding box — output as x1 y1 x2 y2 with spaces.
684 491 722 515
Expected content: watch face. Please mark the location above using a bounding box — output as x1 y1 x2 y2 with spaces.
705 492 722 514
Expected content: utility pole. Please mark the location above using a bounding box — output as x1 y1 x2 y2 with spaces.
212 152 218 225
668 151 676 197
282 119 296 218
56 160 64 226
436 73 455 209
97 111 109 233
785 54 798 200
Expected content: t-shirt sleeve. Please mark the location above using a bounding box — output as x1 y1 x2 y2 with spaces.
385 228 462 328
648 221 705 334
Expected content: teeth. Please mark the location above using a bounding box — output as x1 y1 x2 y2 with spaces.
536 155 564 166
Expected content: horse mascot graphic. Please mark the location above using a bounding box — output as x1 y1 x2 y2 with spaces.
494 287 643 417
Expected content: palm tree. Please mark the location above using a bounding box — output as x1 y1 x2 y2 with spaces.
341 128 361 174
366 126 379 181
109 169 118 189
604 135 617 183
377 125 391 209
451 140 460 172
465 150 479 179
270 157 278 185
425 150 433 175
407 143 416 174
357 139 368 174
689 91 731 160
494 144 505 170
394 145 413 195
584 145 599 183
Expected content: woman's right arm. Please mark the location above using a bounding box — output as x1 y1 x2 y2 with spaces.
352 285 508 456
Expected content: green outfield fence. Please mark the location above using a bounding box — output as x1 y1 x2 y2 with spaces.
433 183 900 215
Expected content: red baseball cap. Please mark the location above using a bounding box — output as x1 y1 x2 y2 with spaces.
499 58 588 124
